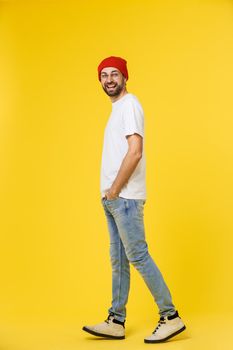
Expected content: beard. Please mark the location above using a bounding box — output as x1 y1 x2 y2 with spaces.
102 81 125 97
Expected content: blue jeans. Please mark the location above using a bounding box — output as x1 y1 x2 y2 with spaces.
101 196 176 323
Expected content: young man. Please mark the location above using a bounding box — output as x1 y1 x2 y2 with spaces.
82 56 186 343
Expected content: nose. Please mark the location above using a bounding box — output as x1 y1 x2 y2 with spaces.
106 74 113 83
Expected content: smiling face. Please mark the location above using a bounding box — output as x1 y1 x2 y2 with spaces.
100 67 127 98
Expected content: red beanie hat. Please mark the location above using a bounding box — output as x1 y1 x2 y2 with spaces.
98 56 129 81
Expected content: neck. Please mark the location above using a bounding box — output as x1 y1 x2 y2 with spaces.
110 88 128 103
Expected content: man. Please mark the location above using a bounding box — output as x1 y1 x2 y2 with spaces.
82 56 186 343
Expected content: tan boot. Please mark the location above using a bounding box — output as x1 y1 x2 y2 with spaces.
144 311 186 343
83 315 125 339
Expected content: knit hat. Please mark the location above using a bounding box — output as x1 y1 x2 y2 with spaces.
98 56 128 81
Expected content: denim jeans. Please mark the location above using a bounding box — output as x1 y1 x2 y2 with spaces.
101 196 176 323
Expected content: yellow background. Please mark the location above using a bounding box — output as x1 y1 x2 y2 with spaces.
0 0 233 349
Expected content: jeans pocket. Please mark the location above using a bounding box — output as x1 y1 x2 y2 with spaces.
133 199 145 215
105 197 120 202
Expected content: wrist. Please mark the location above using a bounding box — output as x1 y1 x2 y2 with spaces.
109 187 119 197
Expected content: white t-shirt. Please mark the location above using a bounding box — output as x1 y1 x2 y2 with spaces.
100 93 146 200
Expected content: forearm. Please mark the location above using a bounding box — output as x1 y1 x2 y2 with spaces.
110 151 142 196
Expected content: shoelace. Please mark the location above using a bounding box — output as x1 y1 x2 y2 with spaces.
153 318 166 333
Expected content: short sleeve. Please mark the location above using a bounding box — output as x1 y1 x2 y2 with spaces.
122 99 144 138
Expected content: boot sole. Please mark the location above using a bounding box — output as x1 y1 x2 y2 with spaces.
144 325 186 343
82 326 125 340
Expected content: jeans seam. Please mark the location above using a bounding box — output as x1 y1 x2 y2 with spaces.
115 240 123 318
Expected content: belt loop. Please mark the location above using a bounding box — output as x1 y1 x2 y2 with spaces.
124 198 129 209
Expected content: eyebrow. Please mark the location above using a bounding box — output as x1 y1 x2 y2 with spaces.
101 70 119 75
